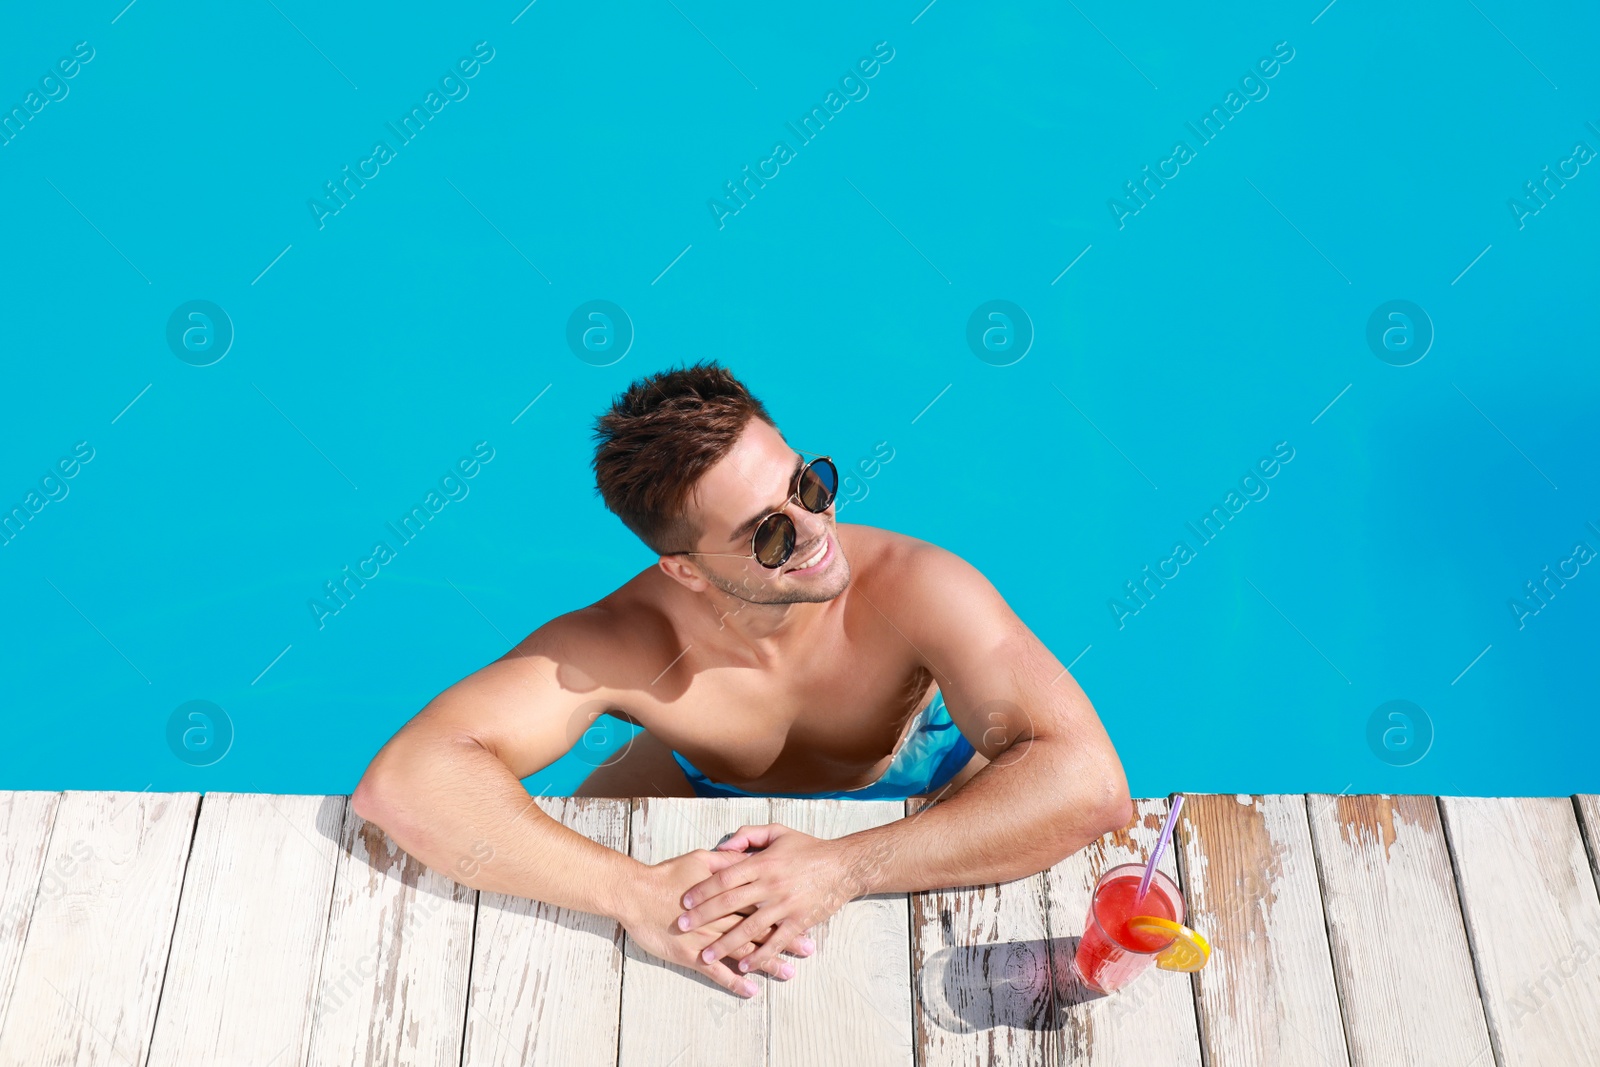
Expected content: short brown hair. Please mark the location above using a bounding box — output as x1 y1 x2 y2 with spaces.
591 360 777 555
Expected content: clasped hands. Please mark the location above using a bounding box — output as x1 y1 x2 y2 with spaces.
629 822 881 999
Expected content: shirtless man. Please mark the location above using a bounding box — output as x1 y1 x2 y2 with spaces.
351 361 1133 1000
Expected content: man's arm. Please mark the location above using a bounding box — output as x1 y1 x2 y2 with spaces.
838 540 1133 892
351 614 796 997
350 626 637 915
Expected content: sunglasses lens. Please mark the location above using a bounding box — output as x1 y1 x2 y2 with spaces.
753 514 796 568
798 459 838 512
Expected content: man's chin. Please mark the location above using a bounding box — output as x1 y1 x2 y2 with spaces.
787 555 852 603
714 554 851 605
786 574 849 604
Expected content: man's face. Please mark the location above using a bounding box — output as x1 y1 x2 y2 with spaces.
676 419 850 605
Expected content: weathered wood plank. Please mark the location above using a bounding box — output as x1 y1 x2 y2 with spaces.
305 798 477 1067
768 799 913 1067
0 791 60 1035
908 795 1056 1067
1576 794 1600 890
147 793 346 1067
1441 796 1600 1067
621 797 771 1067
1306 794 1491 1067
0 791 197 1067
1176 793 1350 1067
462 797 630 1067
1047 796 1203 1066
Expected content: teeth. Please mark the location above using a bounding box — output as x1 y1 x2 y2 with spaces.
792 538 827 571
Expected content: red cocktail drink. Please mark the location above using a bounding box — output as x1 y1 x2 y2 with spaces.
1072 862 1185 994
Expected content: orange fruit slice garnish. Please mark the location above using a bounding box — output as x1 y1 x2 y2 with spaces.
1126 915 1211 972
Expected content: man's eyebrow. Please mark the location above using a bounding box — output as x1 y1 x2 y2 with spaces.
728 454 803 545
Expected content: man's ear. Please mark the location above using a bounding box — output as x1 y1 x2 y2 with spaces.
658 555 709 591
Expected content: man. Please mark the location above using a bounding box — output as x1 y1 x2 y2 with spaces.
352 361 1132 1000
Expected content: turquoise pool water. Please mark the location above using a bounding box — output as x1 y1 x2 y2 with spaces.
2 3 1595 799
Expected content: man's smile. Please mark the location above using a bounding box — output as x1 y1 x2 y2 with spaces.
786 532 832 574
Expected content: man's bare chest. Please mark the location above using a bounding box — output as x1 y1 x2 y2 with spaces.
643 642 936 789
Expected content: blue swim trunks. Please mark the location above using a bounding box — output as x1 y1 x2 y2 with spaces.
669 688 977 800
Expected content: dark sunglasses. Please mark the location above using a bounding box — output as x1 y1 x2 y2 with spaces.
667 449 838 570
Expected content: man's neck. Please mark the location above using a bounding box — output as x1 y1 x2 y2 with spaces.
697 585 824 662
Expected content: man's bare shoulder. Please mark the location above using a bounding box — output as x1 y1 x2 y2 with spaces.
844 523 1013 637
844 523 978 593
503 569 685 706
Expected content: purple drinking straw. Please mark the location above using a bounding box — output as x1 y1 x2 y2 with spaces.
1136 794 1184 904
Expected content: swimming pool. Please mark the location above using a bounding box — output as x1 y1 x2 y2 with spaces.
2 3 1595 798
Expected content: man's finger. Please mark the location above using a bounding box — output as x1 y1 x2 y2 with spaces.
716 823 783 852
728 933 813 962
694 913 785 985
739 918 803 976
698 848 749 875
683 858 814 958
725 939 797 980
702 909 777 968
703 913 744 934
682 859 761 910
680 883 766 933
698 956 761 999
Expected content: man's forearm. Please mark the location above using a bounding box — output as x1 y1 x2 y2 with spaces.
837 736 1130 895
353 736 644 921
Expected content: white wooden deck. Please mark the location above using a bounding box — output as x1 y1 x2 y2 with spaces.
2 792 1599 1066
